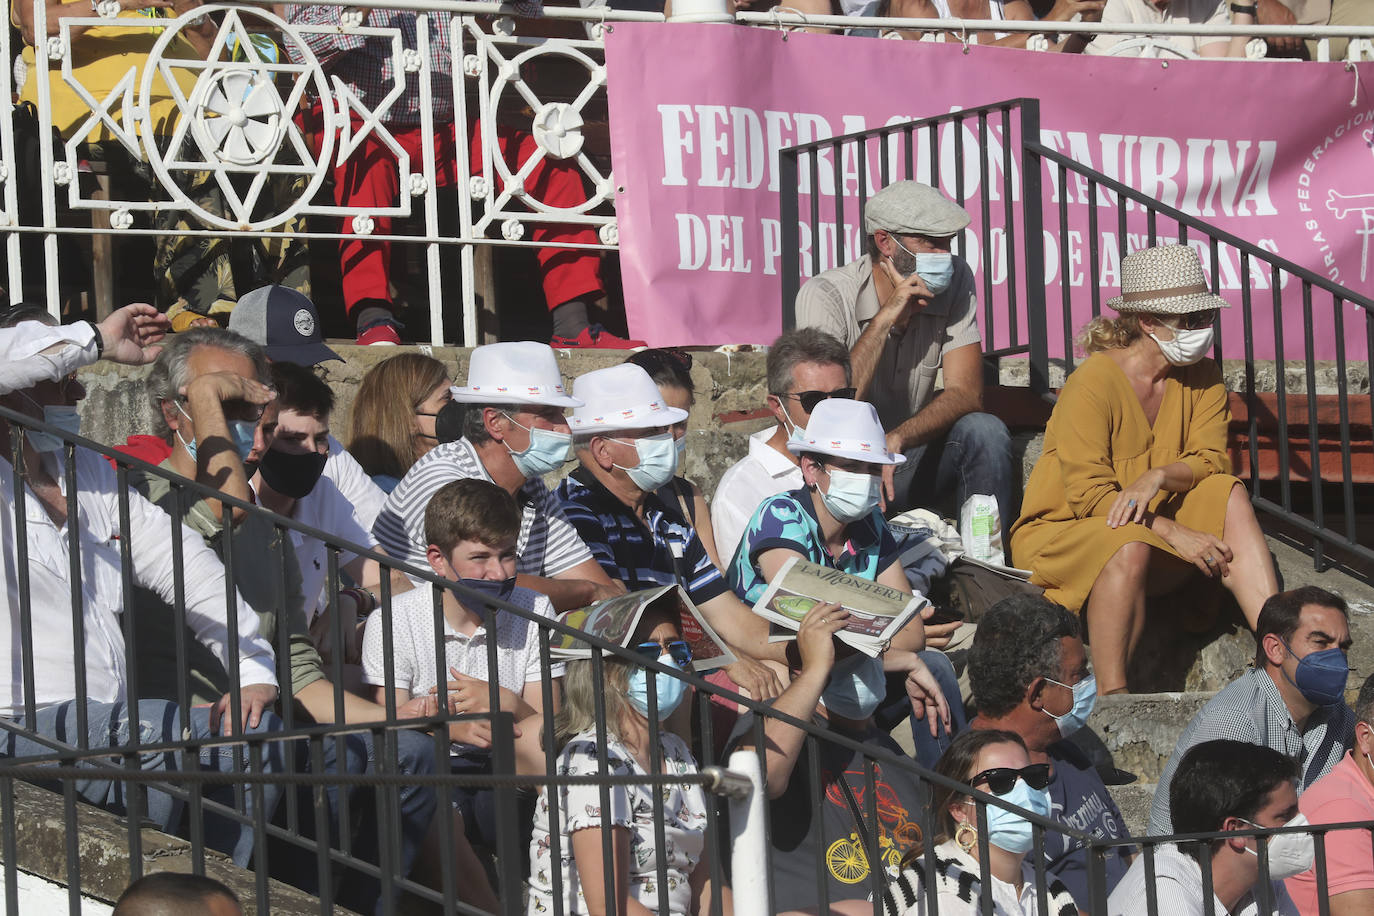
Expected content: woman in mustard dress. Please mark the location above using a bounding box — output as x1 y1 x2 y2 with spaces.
1010 245 1278 695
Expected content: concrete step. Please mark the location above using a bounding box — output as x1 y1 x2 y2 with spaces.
0 780 341 915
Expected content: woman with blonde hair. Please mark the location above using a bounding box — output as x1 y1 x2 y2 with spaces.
527 603 730 916
1010 245 1277 694
884 729 1077 915
348 353 459 492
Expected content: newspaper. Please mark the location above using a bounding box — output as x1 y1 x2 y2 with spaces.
548 585 736 671
751 557 927 657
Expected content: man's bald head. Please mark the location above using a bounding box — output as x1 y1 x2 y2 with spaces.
112 872 242 916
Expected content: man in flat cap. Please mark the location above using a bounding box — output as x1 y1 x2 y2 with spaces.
796 180 1013 534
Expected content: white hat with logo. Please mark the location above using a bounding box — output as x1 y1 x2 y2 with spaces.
568 364 689 434
450 342 583 408
787 399 906 465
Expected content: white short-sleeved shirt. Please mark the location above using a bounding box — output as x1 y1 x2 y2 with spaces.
710 427 805 563
282 474 378 622
325 435 385 532
360 584 563 751
1108 843 1297 916
526 731 708 916
1085 0 1230 56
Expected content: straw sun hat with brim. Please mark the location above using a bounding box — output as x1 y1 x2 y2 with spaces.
1106 245 1230 316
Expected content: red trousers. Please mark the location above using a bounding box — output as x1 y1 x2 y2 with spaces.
325 107 603 317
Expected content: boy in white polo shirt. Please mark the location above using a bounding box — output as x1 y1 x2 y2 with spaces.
361 477 562 902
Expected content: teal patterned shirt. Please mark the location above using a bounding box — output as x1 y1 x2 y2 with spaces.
726 487 899 605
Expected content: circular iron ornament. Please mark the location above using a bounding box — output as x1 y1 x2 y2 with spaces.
137 5 338 231
482 42 609 216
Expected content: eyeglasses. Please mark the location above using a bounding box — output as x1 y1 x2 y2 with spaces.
633 639 693 669
1174 310 1218 331
969 763 1052 795
783 387 857 414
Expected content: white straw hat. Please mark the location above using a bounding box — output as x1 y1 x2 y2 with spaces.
568 364 689 434
1106 245 1230 315
787 399 905 465
450 342 582 408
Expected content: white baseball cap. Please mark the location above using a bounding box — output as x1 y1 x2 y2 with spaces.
449 342 582 408
568 364 689 434
787 399 906 465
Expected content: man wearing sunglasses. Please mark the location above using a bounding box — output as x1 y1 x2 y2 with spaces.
967 593 1133 905
712 328 855 561
795 180 1014 534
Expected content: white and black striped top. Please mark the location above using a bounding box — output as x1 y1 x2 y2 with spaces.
886 840 1079 916
371 438 592 582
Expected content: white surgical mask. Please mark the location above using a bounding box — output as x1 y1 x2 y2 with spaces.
1240 813 1314 880
819 468 880 523
26 404 82 453
612 432 678 492
1150 323 1214 366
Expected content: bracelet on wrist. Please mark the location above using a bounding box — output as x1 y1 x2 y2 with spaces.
90 323 105 358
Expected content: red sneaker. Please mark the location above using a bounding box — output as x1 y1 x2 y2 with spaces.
551 325 647 350
357 319 402 346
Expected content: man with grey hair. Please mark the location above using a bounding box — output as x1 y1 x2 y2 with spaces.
967 592 1132 904
796 180 1014 534
710 327 855 561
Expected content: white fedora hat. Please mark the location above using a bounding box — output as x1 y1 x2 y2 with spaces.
450 342 582 408
568 364 689 434
787 399 906 465
1106 245 1230 315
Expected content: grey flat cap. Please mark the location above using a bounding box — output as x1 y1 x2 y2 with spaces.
863 181 971 238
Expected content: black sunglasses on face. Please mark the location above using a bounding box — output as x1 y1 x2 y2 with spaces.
1174 310 1218 331
633 639 693 669
969 763 1052 795
785 387 858 413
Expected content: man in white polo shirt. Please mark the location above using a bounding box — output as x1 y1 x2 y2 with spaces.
711 328 854 563
372 342 619 609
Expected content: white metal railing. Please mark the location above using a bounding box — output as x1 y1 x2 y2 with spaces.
4 0 1373 345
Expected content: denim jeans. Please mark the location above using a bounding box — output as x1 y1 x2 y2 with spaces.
890 411 1016 537
290 727 438 913
0 699 284 867
876 650 968 769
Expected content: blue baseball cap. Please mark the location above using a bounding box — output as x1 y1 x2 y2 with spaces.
228 285 341 366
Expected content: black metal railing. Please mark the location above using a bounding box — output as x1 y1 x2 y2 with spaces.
2 398 1371 916
779 97 1372 575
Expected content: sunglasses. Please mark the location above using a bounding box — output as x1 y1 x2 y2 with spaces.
1173 310 1218 331
784 387 857 414
969 763 1052 795
633 639 693 669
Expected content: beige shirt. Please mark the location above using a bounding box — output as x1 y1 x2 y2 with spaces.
1085 0 1231 56
794 254 982 431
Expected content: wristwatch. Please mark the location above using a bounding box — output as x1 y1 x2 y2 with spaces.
1229 1 1257 12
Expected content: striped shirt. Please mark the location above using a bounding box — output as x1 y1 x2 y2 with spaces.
371 438 592 583
555 467 729 606
1148 667 1355 835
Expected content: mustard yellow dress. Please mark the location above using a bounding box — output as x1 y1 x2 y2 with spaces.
1009 351 1239 613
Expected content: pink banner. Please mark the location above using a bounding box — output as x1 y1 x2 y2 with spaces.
606 24 1374 360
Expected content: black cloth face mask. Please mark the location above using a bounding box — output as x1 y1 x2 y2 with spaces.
259 447 328 499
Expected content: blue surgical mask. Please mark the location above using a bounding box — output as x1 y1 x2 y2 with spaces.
25 403 82 453
502 412 573 478
893 237 956 295
612 432 678 492
821 653 885 720
175 402 257 463
674 435 687 460
1043 674 1098 738
820 468 880 524
978 778 1052 855
455 576 518 606
779 407 806 445
1281 639 1350 707
627 654 689 720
